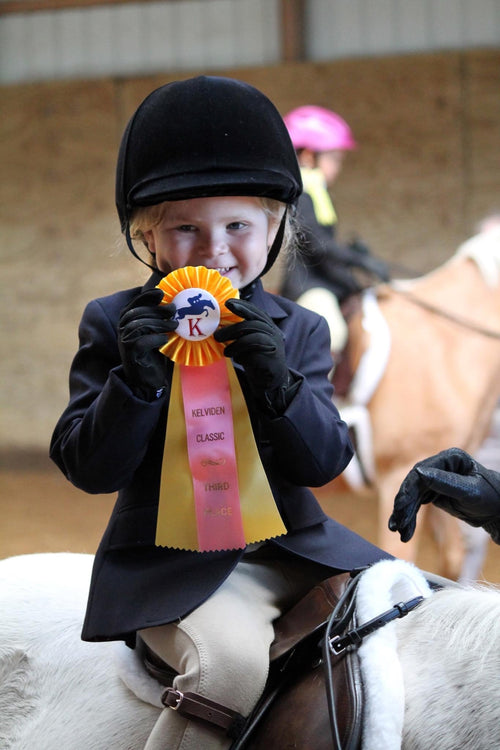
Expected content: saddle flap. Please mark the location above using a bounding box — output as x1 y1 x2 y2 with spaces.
270 572 351 662
239 572 363 750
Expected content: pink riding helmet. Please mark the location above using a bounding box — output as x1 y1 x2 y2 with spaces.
284 105 357 152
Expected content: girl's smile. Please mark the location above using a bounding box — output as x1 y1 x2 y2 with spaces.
144 196 281 289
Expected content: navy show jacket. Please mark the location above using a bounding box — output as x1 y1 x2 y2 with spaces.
50 273 390 642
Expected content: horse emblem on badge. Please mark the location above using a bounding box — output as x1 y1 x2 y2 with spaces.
173 290 219 341
156 266 242 366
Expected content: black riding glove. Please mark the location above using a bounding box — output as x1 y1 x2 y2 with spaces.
214 298 299 415
388 447 500 544
118 288 178 401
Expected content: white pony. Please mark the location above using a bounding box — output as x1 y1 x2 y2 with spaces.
0 554 158 750
0 553 499 750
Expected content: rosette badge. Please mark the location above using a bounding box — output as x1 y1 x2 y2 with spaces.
156 266 241 366
154 265 286 552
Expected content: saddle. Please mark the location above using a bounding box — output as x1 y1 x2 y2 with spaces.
141 570 364 750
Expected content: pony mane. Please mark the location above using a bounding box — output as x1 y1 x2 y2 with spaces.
396 583 500 750
454 227 500 287
411 584 500 665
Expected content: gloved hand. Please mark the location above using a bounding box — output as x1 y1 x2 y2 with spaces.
388 448 500 544
118 288 178 400
214 298 298 415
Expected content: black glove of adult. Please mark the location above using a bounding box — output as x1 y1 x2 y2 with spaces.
214 298 298 415
118 288 178 400
388 447 500 544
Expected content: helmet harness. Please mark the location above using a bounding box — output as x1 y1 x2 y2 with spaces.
116 76 303 278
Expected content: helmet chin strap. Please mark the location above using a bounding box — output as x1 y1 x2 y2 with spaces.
239 208 289 299
125 225 156 270
260 206 288 277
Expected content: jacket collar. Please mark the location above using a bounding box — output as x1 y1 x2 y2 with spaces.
143 269 165 291
247 279 288 321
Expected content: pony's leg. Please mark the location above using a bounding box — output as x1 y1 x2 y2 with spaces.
376 468 422 561
457 522 490 583
428 506 464 580
379 471 465 578
378 518 420 561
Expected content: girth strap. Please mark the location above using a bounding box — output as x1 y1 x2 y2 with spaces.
162 687 246 739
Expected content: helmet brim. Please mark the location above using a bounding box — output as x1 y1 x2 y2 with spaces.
130 169 300 209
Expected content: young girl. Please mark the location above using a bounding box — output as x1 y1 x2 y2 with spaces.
50 76 391 750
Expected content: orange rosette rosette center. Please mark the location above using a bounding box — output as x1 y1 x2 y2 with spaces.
156 266 241 366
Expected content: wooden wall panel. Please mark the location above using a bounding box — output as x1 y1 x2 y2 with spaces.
1 79 149 452
463 50 500 223
1 49 499 452
256 54 465 272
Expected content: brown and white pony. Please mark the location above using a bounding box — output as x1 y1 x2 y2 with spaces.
332 228 500 577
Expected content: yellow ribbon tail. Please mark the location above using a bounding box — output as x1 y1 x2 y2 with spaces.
155 362 286 551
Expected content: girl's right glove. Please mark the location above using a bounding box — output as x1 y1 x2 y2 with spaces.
118 288 178 400
388 447 500 544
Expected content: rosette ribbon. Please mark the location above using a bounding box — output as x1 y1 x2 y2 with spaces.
154 266 286 552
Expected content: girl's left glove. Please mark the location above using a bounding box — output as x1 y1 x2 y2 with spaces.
214 298 299 415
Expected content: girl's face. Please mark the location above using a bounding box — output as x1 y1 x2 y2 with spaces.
144 196 281 289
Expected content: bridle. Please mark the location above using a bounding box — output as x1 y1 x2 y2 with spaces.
390 285 500 341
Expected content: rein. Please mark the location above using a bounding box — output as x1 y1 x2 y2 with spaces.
322 572 424 750
329 596 424 656
390 285 500 340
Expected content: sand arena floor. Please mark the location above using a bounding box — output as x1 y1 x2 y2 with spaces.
1 454 498 584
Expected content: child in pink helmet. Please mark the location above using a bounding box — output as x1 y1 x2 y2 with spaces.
280 105 389 354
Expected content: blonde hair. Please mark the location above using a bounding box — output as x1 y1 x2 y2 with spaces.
128 197 298 266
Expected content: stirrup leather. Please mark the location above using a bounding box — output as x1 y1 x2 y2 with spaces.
162 687 246 739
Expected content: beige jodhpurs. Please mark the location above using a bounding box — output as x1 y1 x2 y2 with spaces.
296 287 348 352
139 546 327 750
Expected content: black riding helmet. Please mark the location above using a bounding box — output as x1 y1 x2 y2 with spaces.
115 75 302 275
